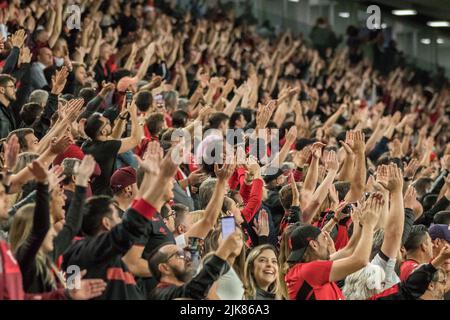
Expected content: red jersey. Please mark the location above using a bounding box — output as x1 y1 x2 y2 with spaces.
400 259 419 281
285 260 345 300
0 240 66 300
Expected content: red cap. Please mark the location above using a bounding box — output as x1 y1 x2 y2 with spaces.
110 166 137 194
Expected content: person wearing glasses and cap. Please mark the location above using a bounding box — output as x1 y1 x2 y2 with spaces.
285 194 383 300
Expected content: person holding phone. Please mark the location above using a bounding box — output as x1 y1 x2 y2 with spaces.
148 230 242 300
200 225 246 300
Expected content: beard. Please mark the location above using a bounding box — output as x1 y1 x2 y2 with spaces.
170 264 194 283
6 92 16 102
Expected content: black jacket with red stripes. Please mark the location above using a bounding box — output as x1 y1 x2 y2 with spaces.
369 263 438 300
62 199 156 300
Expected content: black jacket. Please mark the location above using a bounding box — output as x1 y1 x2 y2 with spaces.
0 101 17 139
370 263 438 300
62 199 157 300
149 255 229 300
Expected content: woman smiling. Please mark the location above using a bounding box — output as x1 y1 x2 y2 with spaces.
243 244 284 300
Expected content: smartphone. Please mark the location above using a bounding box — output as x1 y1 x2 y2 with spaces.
341 204 354 215
221 216 235 239
125 90 133 105
187 237 201 252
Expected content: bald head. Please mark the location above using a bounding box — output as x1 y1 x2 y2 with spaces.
38 47 53 67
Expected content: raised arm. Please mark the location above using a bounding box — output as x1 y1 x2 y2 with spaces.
186 163 235 239
9 136 72 194
48 2 63 48
379 164 405 258
302 151 339 224
50 156 96 261
329 194 382 282
345 130 366 203
134 43 156 81
118 100 143 154
14 161 50 277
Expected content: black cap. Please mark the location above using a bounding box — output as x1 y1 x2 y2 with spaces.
263 168 284 183
287 225 322 263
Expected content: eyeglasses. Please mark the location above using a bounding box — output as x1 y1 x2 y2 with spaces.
164 249 191 263
165 210 176 219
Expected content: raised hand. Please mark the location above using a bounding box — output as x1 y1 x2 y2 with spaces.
256 100 277 129
47 165 65 191
285 126 298 146
323 230 336 255
19 46 32 65
10 29 27 48
389 138 403 158
216 229 243 260
49 135 71 155
403 185 418 210
360 193 384 229
334 201 350 221
325 150 339 172
214 162 237 182
160 143 184 178
28 160 48 183
187 169 208 186
135 141 164 176
64 98 85 123
442 154 450 171
348 130 365 154
290 172 300 206
378 163 403 193
67 270 107 300
311 142 326 159
74 155 96 185
252 209 270 237
340 138 354 157
99 82 116 98
3 134 20 171
404 158 419 179
197 105 214 123
52 66 70 95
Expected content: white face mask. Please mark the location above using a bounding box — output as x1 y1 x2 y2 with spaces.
54 57 64 67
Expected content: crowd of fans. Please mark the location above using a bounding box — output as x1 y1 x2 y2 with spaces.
0 0 449 300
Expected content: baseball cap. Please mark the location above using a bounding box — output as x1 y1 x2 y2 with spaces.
263 168 284 184
428 224 450 242
287 225 322 263
110 167 137 194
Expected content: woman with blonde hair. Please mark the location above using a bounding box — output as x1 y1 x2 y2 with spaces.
202 226 247 300
243 244 284 300
10 156 96 293
10 160 65 293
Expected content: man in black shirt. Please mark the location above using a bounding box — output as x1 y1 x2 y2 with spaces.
82 100 142 196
